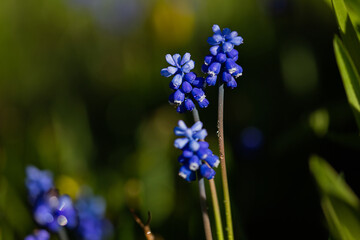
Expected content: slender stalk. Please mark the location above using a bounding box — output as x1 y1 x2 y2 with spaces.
192 108 213 240
218 84 234 240
198 176 213 240
58 227 69 240
209 179 225 240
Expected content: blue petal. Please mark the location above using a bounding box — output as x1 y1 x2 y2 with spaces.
212 24 221 34
201 64 209 74
171 74 183 89
173 89 185 104
184 72 196 83
204 55 214 65
178 155 186 164
230 36 243 45
208 62 221 76
222 72 233 83
226 49 238 59
198 98 209 108
176 103 186 113
216 53 227 63
222 28 231 36
181 81 192 93
172 54 181 67
225 58 237 74
205 155 220 168
179 166 196 182
174 138 189 149
182 60 195 73
232 65 243 78
165 54 176 66
193 129 208 140
191 121 203 132
210 45 220 56
213 34 223 43
161 68 172 77
227 79 237 89
193 77 205 88
178 120 187 129
182 149 193 158
180 53 191 65
199 141 209 150
222 42 234 52
184 99 195 111
226 31 238 40
192 88 205 101
189 140 200 152
200 164 216 180
174 127 186 136
206 75 217 86
188 155 201 171
207 36 219 45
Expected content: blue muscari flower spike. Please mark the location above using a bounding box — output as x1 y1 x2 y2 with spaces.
26 165 54 204
202 24 244 88
161 53 210 113
25 230 50 240
174 120 220 181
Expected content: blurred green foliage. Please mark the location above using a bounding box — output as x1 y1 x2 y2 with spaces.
0 0 359 239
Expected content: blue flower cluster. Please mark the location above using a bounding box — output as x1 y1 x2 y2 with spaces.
25 166 112 240
25 230 50 240
174 120 220 181
25 166 77 232
76 190 113 240
161 53 209 113
202 24 243 88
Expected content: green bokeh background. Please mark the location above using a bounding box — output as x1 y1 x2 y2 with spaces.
0 0 359 239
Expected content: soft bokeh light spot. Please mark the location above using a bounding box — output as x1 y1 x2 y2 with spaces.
281 43 318 96
152 0 195 46
56 175 80 199
57 215 68 226
241 127 263 149
309 108 329 137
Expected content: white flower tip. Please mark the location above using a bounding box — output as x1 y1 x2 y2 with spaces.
213 160 220 168
179 172 187 179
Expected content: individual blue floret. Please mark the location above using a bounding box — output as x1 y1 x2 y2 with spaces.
207 24 243 54
24 230 50 240
174 120 219 181
74 190 113 240
33 192 77 232
25 165 54 204
161 53 210 113
202 25 244 88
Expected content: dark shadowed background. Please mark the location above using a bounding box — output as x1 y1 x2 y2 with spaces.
1 0 359 239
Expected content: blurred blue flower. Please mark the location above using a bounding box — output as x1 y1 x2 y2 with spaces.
202 25 244 88
75 190 113 240
162 54 209 113
24 230 50 240
174 120 219 181
33 191 77 232
25 166 54 204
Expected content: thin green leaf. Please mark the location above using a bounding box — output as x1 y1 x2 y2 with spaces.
343 0 360 27
310 155 360 240
333 36 360 131
332 0 349 32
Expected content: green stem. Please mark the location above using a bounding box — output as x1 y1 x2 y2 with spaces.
58 227 69 240
218 84 234 240
209 178 225 240
192 108 213 240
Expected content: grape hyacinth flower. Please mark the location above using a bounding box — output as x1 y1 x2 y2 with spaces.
75 189 113 240
202 24 244 88
161 53 210 113
25 230 50 240
33 190 78 232
174 120 220 181
25 165 54 204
